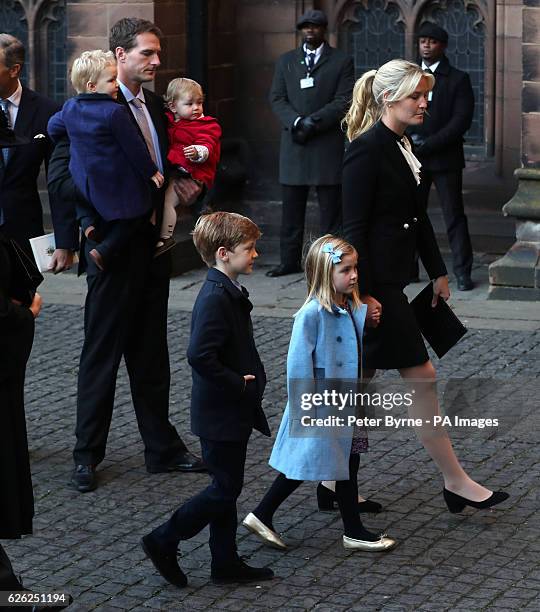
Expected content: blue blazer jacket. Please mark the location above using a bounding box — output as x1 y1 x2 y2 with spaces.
269 298 368 481
47 94 157 221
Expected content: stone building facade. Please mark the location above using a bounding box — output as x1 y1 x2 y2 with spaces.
2 0 538 264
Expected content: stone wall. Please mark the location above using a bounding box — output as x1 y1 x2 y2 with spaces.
522 0 540 168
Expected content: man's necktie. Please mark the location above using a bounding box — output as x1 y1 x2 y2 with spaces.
306 51 316 72
0 99 11 166
130 97 158 166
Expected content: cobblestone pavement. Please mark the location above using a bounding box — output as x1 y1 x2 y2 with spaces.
3 303 539 611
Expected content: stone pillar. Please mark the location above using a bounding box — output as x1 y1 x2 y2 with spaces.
488 0 540 300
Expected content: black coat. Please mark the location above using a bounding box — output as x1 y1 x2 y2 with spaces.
342 121 447 294
270 43 354 185
409 56 474 171
0 231 35 539
0 87 78 252
187 268 270 442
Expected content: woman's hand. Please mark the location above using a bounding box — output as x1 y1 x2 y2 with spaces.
29 292 43 319
360 294 382 328
432 276 450 307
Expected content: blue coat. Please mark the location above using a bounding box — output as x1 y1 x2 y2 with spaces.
269 298 368 481
47 94 157 221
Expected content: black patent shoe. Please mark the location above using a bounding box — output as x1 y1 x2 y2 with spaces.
265 263 303 277
211 559 274 584
71 465 96 493
141 534 187 588
456 275 474 291
443 488 509 513
316 483 383 514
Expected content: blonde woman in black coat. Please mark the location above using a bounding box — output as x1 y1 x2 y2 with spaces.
337 59 508 513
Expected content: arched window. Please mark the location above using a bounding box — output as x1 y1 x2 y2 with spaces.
0 0 66 101
419 0 486 144
0 0 29 85
340 0 405 77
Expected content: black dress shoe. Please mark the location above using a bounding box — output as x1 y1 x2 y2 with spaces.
141 534 187 588
211 559 274 584
71 465 96 493
443 488 509 513
146 451 207 473
456 275 474 291
265 263 302 278
316 483 383 513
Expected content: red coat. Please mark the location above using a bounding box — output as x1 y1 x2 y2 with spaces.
166 111 221 188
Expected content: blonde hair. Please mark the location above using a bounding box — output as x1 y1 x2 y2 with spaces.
165 77 204 107
71 50 116 94
302 235 362 313
192 212 261 267
343 59 435 141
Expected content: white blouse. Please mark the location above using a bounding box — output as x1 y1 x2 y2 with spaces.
397 137 422 186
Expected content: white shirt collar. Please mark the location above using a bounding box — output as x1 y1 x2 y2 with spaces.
118 80 146 104
422 60 440 73
4 80 22 107
303 42 324 61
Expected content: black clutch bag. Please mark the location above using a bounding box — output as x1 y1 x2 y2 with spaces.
411 283 467 358
6 238 44 306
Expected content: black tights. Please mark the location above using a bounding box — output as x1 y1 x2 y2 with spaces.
253 454 378 541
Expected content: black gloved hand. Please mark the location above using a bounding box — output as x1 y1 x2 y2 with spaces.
291 115 318 145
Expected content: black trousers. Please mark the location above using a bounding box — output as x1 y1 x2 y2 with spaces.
74 222 187 468
417 169 473 278
279 184 342 267
152 438 248 568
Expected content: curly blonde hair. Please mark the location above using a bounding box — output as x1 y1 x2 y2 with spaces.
342 59 434 141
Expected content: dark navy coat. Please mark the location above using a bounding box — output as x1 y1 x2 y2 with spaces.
0 86 78 253
47 93 157 221
187 268 270 442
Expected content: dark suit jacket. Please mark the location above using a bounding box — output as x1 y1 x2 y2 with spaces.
0 87 78 251
187 268 270 442
409 56 474 171
48 93 157 221
342 121 447 294
270 43 354 185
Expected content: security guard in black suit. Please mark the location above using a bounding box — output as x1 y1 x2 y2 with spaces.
267 9 354 277
409 23 475 291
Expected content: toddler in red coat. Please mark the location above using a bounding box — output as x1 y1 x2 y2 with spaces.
157 78 222 255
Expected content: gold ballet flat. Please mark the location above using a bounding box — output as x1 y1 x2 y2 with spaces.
242 512 287 550
342 533 397 552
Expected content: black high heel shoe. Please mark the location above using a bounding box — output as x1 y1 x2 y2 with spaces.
316 483 383 514
443 488 509 514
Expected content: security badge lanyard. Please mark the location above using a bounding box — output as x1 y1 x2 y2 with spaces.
300 52 315 89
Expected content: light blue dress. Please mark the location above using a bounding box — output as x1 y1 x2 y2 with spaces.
269 298 368 481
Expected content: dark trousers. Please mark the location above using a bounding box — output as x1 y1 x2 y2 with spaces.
74 223 187 468
417 169 473 278
280 184 342 267
152 438 248 568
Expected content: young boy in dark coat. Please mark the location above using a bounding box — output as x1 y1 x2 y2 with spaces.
141 211 273 587
47 50 163 270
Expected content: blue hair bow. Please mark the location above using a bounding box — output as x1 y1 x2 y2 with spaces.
322 243 343 264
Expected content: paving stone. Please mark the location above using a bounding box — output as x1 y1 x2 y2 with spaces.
3 304 538 610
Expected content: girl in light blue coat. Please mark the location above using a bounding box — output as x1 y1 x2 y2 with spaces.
243 235 396 552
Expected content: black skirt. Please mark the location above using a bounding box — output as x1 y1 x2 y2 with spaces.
362 285 429 370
